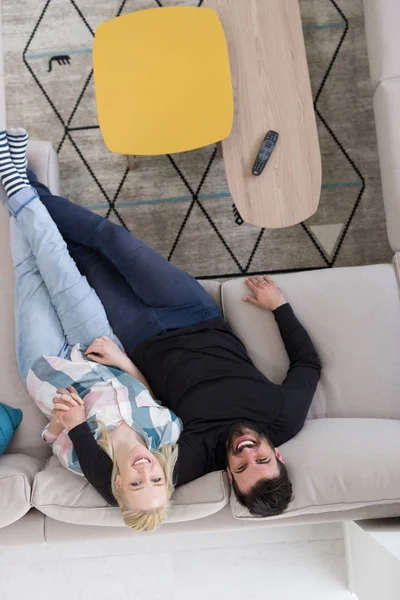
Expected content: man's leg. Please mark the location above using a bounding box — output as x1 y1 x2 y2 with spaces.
0 131 117 349
27 169 222 332
10 217 68 382
66 241 164 354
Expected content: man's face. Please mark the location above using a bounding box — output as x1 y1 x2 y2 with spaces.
226 425 284 494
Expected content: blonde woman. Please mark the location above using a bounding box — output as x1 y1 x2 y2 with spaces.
1 129 182 532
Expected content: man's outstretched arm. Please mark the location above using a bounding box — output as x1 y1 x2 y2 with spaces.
243 276 321 442
273 302 321 387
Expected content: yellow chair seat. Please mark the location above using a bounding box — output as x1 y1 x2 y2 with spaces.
93 6 234 155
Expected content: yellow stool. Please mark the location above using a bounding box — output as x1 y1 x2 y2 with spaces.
93 6 234 156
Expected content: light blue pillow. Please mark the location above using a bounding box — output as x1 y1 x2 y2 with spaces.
0 403 22 455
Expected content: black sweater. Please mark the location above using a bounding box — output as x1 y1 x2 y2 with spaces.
69 303 321 505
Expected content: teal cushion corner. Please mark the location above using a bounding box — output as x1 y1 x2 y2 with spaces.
0 403 22 454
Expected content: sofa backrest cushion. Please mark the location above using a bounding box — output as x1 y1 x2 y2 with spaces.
221 265 400 420
32 457 229 527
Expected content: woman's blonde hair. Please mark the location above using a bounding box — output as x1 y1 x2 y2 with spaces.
96 420 178 532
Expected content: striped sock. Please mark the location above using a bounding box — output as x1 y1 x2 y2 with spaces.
6 128 29 184
0 131 29 198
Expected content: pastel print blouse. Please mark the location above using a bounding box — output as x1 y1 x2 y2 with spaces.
27 344 182 475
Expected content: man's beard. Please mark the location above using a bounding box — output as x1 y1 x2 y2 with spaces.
225 422 273 459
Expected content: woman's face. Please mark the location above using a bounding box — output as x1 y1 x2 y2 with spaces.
115 445 167 511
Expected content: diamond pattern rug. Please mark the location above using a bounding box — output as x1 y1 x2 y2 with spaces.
2 0 392 278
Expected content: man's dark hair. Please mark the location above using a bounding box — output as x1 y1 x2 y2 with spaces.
232 459 293 517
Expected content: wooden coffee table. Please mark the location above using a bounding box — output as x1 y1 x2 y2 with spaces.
204 0 321 229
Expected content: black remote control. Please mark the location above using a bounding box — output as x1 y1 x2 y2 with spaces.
252 130 279 176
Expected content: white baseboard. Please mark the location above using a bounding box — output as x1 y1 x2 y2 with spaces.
0 518 344 565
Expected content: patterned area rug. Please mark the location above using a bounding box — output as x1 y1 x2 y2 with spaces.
2 0 392 278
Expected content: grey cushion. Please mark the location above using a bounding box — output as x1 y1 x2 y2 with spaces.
0 454 44 528
199 279 222 310
32 457 229 526
0 143 60 461
221 265 400 420
232 419 400 520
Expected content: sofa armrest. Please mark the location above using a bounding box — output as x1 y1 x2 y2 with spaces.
373 81 400 253
27 141 60 195
363 0 400 88
392 252 400 293
0 141 60 205
0 454 45 529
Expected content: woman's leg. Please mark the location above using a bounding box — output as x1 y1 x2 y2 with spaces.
27 169 222 332
8 189 118 348
10 218 68 382
0 131 117 350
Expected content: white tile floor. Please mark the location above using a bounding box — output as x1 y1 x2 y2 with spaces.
0 536 352 600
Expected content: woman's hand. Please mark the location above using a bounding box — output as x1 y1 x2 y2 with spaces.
85 336 129 370
52 386 86 432
243 275 287 311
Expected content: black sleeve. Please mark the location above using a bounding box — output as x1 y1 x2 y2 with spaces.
68 422 117 506
272 303 321 443
174 433 211 487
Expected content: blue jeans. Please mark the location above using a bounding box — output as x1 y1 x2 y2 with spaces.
8 186 117 382
27 170 222 357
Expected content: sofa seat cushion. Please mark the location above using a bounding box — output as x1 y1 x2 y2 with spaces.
32 457 229 526
0 454 44 528
0 205 51 461
221 265 400 420
232 418 400 520
0 141 60 461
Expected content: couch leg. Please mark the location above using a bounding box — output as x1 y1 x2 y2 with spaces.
127 155 136 170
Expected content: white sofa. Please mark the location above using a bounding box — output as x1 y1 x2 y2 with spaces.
1 0 400 546
363 0 400 253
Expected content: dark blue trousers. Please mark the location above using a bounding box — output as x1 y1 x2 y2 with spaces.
27 169 221 355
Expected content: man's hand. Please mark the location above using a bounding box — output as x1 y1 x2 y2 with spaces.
85 336 130 370
85 336 155 395
52 386 86 432
243 276 287 311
